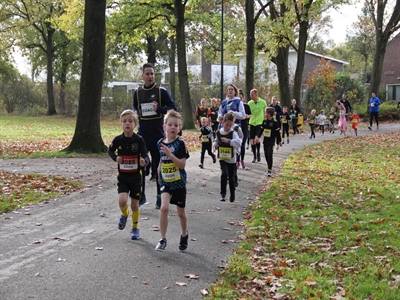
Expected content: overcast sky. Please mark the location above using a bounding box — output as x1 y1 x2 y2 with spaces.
325 3 364 44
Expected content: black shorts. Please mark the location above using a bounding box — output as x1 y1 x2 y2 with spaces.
117 176 142 200
160 186 187 208
249 125 261 139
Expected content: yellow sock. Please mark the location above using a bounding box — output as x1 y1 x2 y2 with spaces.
120 205 129 217
131 210 140 229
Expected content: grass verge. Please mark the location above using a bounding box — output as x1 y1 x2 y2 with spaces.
207 132 400 299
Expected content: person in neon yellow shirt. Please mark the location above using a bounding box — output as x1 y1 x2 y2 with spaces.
248 89 267 163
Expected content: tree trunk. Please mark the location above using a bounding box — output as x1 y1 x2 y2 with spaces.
63 0 107 153
146 35 157 66
174 0 194 129
168 36 176 102
46 26 57 115
370 36 387 96
271 45 291 107
292 20 309 107
245 0 255 98
369 0 400 96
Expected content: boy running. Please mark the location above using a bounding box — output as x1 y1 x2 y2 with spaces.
155 110 190 252
108 109 149 240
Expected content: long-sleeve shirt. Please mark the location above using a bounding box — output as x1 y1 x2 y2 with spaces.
218 97 245 125
213 127 241 164
133 82 176 142
260 118 281 145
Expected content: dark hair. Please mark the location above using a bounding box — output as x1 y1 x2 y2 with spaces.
142 63 154 72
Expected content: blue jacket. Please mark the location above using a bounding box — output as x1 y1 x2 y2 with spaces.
369 96 381 113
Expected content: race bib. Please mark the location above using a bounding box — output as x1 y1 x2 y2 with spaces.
120 155 138 172
161 163 181 182
263 129 271 137
218 146 232 160
329 114 334 119
352 119 358 123
282 117 287 124
201 136 209 143
141 102 156 117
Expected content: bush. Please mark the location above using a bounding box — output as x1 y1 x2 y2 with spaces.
353 100 400 121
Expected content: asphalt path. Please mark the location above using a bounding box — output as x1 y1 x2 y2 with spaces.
1 123 399 300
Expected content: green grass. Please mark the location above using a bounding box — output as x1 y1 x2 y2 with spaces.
0 115 118 158
0 115 200 213
208 132 400 299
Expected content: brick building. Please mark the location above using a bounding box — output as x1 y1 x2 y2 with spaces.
381 33 400 100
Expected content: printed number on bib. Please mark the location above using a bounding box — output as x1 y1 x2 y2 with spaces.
161 163 181 182
218 146 232 160
120 155 138 172
263 129 271 137
141 102 156 117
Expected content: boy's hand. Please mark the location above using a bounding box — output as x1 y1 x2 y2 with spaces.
139 157 145 167
161 143 171 157
221 137 228 143
116 156 122 164
279 142 283 147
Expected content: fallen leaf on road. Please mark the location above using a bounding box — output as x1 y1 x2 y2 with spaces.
184 274 199 279
56 258 66 262
200 289 209 295
131 276 138 278
142 281 149 285
151 225 160 231
99 212 106 217
95 247 103 250
32 240 44 244
163 286 170 289
175 282 187 286
222 228 231 231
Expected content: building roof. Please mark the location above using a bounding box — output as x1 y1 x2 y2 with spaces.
235 49 349 65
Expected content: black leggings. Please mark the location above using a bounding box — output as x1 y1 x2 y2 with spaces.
240 125 249 161
292 118 299 134
200 142 215 164
282 124 289 139
219 160 236 196
369 112 379 127
263 143 274 171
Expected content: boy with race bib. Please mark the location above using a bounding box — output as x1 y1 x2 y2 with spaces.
108 110 149 240
155 110 190 252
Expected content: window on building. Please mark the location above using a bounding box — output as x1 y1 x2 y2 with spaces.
388 85 400 100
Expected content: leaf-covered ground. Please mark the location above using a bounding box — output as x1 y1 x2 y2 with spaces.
209 132 400 299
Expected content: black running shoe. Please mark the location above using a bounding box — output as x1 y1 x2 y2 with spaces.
179 233 189 251
155 238 167 251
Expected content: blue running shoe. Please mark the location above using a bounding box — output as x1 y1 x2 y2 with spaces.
139 197 147 207
118 215 127 230
131 228 140 240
